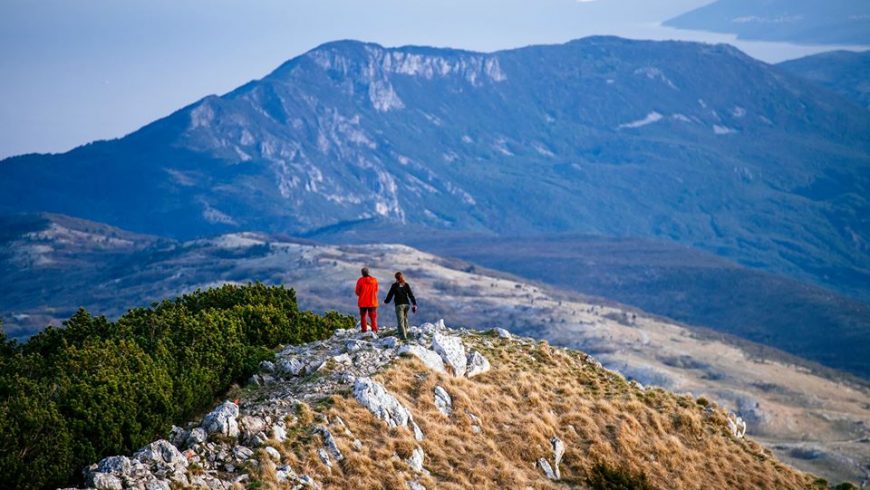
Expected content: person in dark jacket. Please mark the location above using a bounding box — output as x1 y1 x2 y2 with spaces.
384 271 417 341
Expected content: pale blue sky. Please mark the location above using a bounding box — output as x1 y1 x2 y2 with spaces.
1 0 866 158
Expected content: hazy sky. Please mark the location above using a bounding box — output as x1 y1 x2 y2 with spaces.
1 0 867 159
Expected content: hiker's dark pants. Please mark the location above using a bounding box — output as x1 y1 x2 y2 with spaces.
359 307 378 332
395 304 410 340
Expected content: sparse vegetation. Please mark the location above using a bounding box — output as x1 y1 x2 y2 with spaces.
242 333 820 489
0 283 354 490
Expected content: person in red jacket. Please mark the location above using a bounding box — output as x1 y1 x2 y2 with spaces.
355 267 379 333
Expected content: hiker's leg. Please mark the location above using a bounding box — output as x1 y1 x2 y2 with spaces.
370 308 378 333
396 305 408 340
403 305 411 339
359 307 368 332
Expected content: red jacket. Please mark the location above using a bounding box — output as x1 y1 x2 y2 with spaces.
355 276 379 307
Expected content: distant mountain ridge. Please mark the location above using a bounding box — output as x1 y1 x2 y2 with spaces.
778 50 870 110
1 36 868 301
665 0 870 45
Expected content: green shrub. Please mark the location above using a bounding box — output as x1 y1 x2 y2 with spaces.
0 283 351 489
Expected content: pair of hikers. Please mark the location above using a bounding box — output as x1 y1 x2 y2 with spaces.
354 267 417 340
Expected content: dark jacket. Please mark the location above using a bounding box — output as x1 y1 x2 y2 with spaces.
384 282 416 306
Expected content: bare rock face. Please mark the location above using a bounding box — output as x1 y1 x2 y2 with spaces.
202 401 240 438
432 332 467 376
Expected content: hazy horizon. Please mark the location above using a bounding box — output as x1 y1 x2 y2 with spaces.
2 0 868 159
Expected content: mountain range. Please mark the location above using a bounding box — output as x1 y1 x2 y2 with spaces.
665 0 870 45
1 36 868 305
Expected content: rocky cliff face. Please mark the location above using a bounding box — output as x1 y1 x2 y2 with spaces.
67 321 817 490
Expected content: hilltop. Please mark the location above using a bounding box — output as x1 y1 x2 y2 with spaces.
66 319 823 489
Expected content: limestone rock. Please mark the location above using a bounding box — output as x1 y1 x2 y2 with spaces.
259 360 275 373
728 413 747 438
538 458 557 480
354 377 422 440
551 437 565 480
186 427 207 446
406 446 425 472
317 426 344 462
433 386 453 416
398 344 446 373
87 473 123 490
432 332 467 376
202 401 240 438
134 440 188 469
272 424 287 442
493 327 512 339
465 350 491 378
265 446 281 461
380 336 399 349
279 358 306 376
94 455 133 476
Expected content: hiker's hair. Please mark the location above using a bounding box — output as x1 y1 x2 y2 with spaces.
361 267 370 277
395 271 405 284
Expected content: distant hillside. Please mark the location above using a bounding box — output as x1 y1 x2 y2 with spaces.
665 0 870 45
778 50 870 110
1 36 868 301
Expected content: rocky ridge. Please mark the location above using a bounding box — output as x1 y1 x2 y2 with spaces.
69 320 506 490
64 320 793 490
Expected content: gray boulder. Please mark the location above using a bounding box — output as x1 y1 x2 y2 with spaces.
406 447 425 473
398 344 446 373
433 386 453 416
551 437 565 480
465 351 491 378
538 458 557 480
202 401 240 438
278 358 306 376
432 332 466 376
493 328 512 339
87 473 123 490
353 377 423 440
134 440 188 469
317 426 344 462
186 427 207 446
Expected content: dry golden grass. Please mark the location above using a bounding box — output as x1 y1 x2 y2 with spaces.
252 333 820 489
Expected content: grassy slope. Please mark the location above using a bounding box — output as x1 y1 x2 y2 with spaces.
249 332 818 490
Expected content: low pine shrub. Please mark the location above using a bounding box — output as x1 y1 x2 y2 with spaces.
0 283 353 489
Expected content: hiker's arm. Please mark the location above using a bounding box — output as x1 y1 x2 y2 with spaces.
384 284 394 304
407 284 417 306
